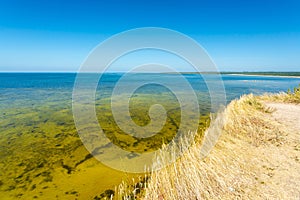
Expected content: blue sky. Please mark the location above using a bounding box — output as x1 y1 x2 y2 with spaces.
0 0 299 72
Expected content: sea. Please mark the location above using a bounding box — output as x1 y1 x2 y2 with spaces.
0 73 299 199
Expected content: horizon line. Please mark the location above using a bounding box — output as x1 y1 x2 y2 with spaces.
1 71 300 73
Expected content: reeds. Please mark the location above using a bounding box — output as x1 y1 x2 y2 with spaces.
142 94 287 199
258 83 300 104
115 85 300 199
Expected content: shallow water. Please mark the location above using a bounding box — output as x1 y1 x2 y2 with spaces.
0 73 299 199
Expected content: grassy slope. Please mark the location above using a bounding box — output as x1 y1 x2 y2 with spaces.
117 84 300 199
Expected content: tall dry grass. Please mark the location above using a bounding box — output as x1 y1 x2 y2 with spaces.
258 83 300 104
115 84 300 199
144 95 284 200
141 94 287 200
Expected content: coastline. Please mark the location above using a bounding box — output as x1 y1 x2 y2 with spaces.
143 90 300 199
225 73 300 79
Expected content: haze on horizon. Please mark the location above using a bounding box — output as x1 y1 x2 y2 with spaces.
0 0 300 72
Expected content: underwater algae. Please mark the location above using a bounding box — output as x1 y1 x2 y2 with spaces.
0 97 127 199
0 88 211 199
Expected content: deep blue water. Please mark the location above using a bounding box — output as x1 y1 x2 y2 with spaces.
0 73 299 109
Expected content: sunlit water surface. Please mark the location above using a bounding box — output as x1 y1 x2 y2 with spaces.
0 73 299 199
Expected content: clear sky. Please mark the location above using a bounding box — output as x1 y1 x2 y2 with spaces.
0 0 300 72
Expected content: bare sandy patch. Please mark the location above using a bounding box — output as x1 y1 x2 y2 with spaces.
265 102 300 133
257 102 300 199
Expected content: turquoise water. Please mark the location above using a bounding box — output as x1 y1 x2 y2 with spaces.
1 73 299 107
0 73 299 199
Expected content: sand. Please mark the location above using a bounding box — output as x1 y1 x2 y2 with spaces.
266 103 300 133
258 102 300 198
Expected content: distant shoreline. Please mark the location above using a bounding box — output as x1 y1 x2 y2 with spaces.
1 71 300 78
225 73 300 79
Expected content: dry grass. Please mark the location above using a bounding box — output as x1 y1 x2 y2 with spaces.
141 94 289 200
258 83 300 104
114 84 300 199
